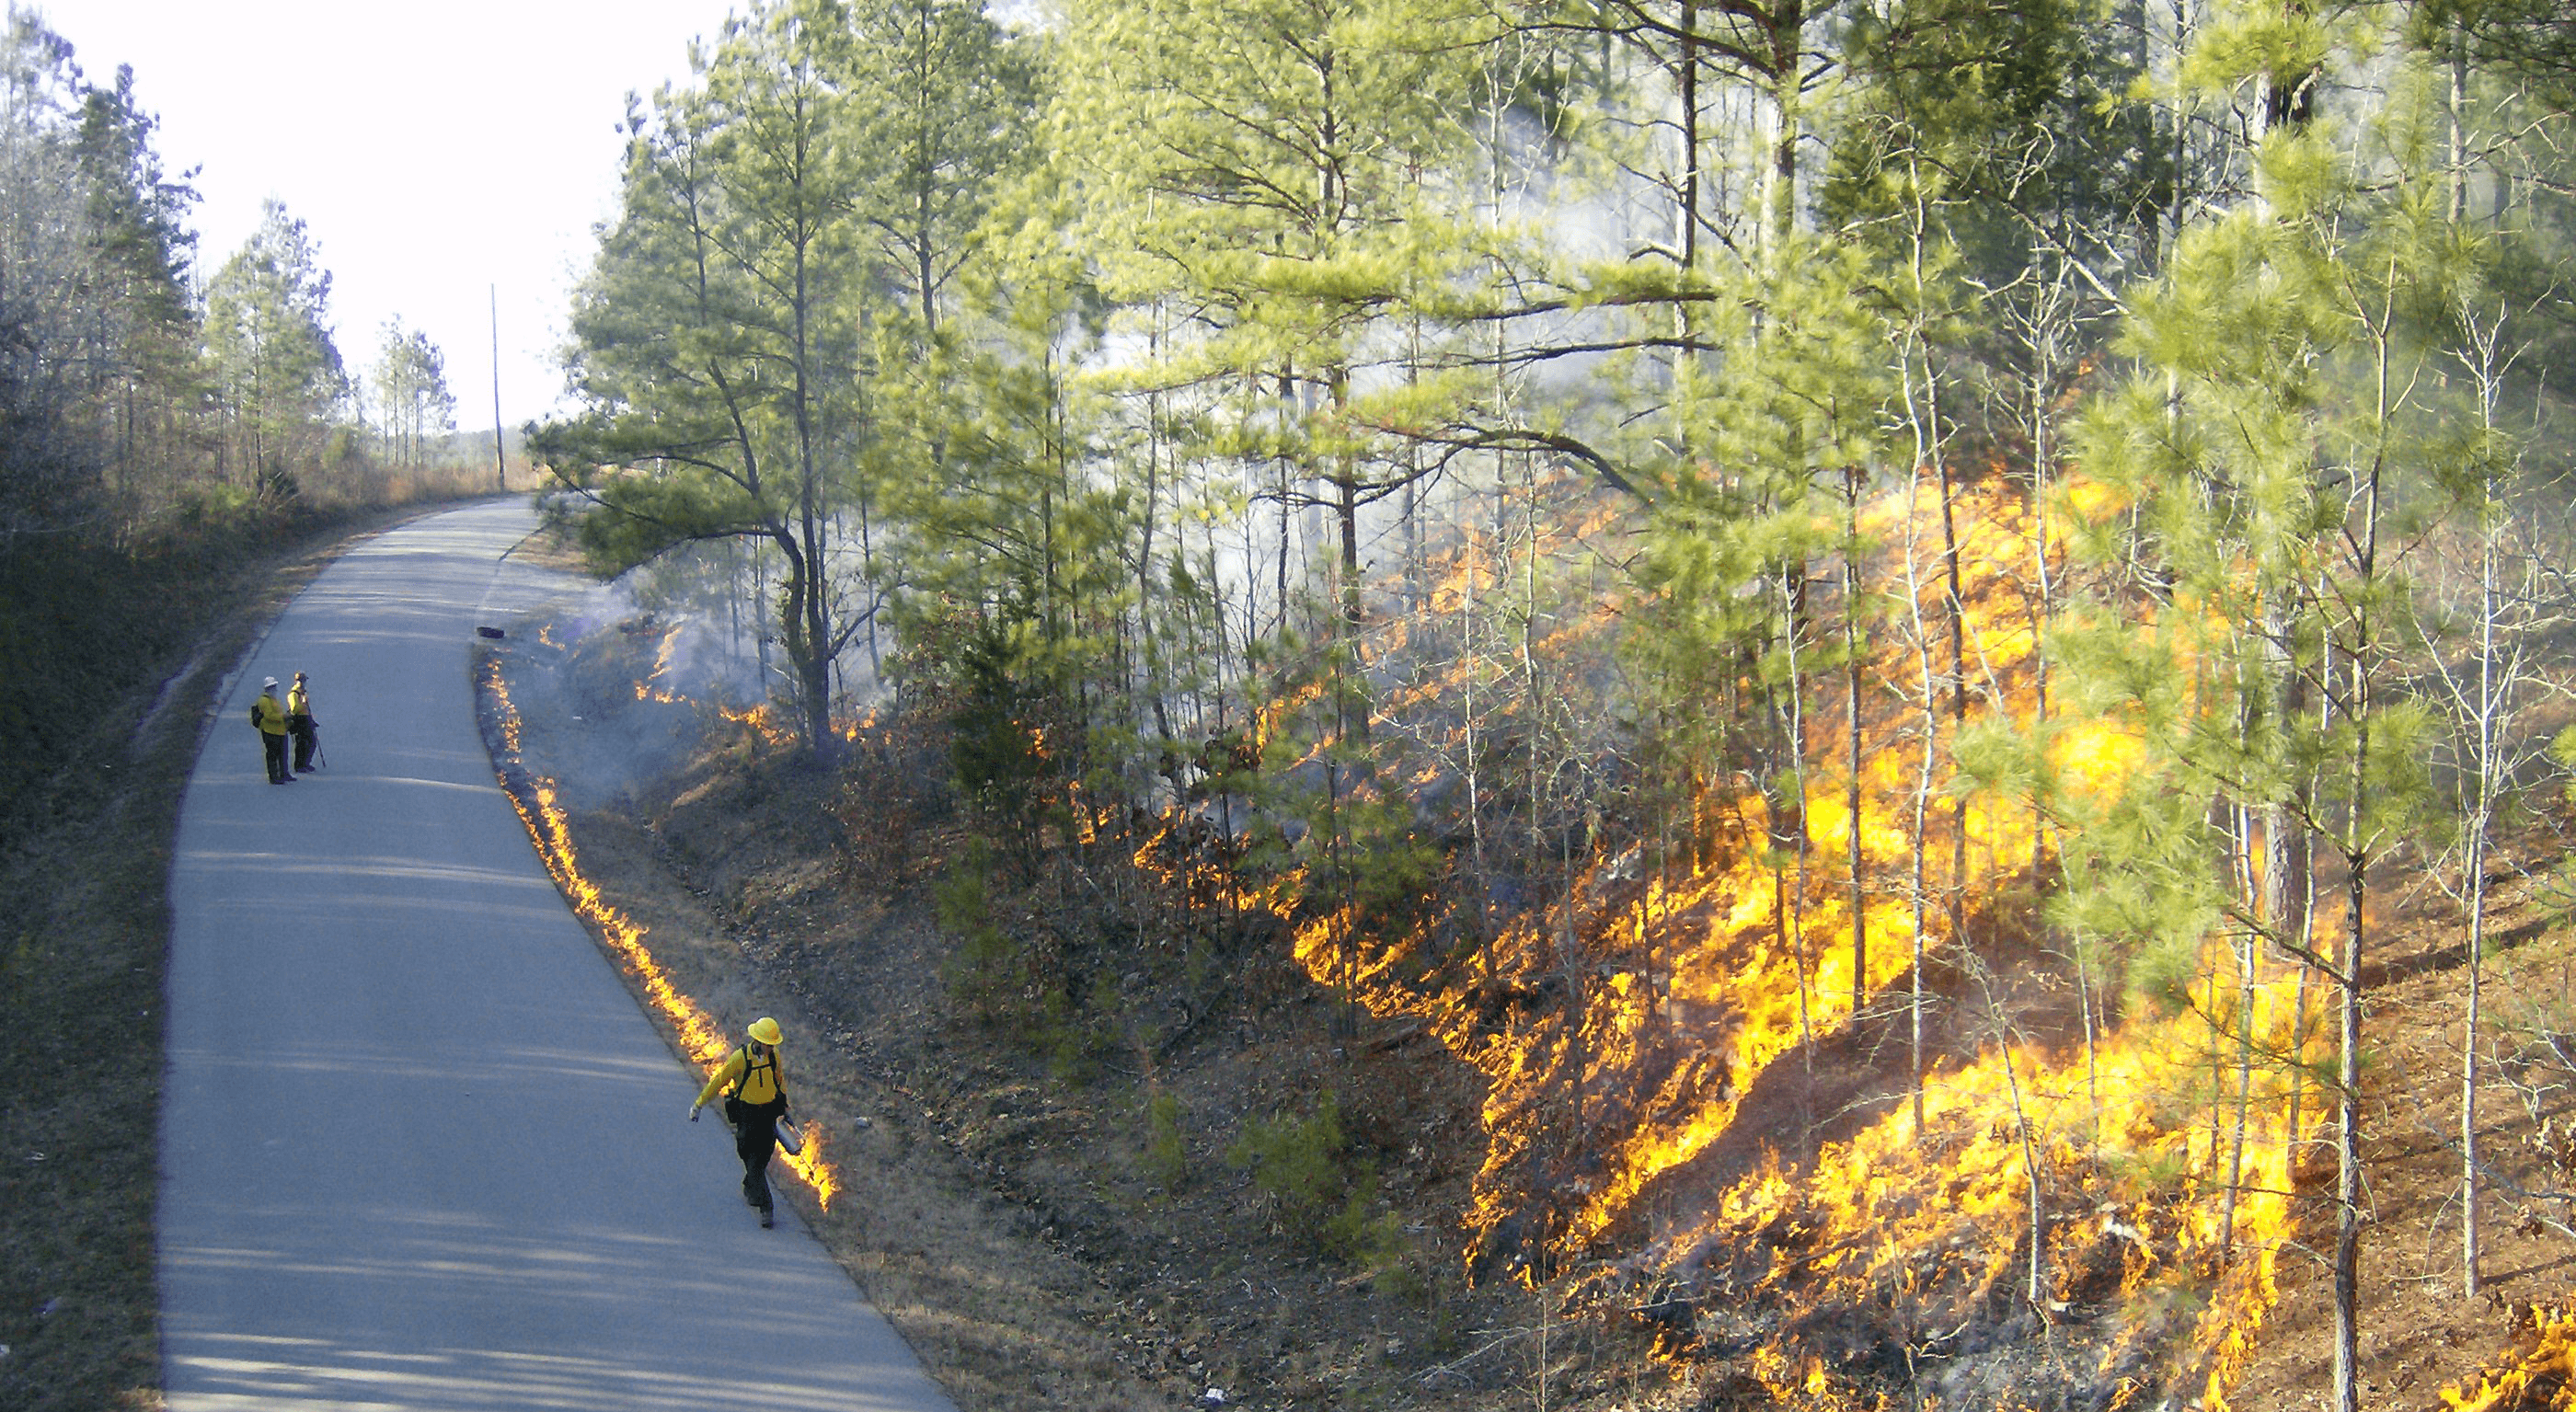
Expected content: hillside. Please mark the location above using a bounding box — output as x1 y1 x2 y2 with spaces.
497 5 2576 1407
483 595 2576 1412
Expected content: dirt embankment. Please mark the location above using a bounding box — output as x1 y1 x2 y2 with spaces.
491 616 2576 1412
2225 842 2576 1412
486 630 1616 1412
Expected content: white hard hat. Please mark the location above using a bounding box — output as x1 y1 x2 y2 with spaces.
262 677 279 689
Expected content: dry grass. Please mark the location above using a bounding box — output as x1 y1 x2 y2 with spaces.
479 679 1181 1412
484 606 2576 1412
481 625 1623 1412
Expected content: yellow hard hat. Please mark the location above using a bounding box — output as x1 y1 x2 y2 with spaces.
748 1016 783 1046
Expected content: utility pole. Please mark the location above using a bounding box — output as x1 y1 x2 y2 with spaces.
489 284 506 491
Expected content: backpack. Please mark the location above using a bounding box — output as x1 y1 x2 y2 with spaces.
721 1046 785 1125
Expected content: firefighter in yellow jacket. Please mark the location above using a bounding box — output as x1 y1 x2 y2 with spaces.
690 1017 792 1227
286 672 319 773
250 677 293 785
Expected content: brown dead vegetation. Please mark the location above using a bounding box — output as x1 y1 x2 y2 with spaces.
496 625 2576 1412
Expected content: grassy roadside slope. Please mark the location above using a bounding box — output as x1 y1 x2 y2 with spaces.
0 498 502 1411
499 633 2576 1412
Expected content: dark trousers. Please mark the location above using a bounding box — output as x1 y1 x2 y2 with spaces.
292 720 316 770
729 1097 784 1212
261 732 290 783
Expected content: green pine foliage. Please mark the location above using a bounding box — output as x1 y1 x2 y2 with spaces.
1226 1095 1404 1267
935 838 1024 1019
521 0 2576 1399
1143 1088 1190 1189
203 200 351 499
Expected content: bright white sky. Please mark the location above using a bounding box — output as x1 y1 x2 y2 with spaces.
46 0 742 432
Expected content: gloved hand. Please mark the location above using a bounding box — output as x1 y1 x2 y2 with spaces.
688 1102 701 1122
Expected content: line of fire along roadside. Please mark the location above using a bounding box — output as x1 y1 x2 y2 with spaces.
475 649 840 1210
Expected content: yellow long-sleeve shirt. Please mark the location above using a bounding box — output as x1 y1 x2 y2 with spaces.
252 693 288 736
694 1044 787 1109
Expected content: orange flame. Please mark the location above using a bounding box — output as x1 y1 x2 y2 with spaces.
634 623 686 704
1141 469 2307 1405
2442 1303 2576 1412
483 654 838 1209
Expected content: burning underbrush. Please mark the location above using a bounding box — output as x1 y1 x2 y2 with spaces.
480 466 2576 1411
2442 1304 2576 1412
1090 468 2329 1407
1130 829 2311 1407
476 625 840 1208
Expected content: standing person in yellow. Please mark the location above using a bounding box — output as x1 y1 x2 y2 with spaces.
689 1017 792 1228
250 677 293 785
286 672 320 773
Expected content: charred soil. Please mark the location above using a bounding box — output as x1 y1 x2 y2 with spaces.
490 621 2576 1412
489 631 1662 1410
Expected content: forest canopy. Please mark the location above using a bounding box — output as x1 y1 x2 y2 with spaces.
409 0 2576 1406
0 5 483 553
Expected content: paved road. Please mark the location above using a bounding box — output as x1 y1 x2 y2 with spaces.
160 499 951 1411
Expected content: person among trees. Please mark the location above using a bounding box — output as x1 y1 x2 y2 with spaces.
688 1016 793 1228
287 672 320 773
250 677 293 785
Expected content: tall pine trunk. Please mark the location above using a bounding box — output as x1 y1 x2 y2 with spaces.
1845 463 1868 1015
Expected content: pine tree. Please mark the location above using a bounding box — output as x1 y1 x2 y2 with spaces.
1051 0 1485 639
72 59 203 526
369 319 456 472
537 0 871 759
203 199 348 500
845 0 1038 336
2064 26 2482 1405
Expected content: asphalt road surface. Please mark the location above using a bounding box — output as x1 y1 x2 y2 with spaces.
160 499 954 1411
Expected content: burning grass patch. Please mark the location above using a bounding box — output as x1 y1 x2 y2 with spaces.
2443 1303 2576 1412
475 551 2576 1412
477 626 1192 1411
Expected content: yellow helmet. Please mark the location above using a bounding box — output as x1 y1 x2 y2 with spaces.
748 1016 783 1046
